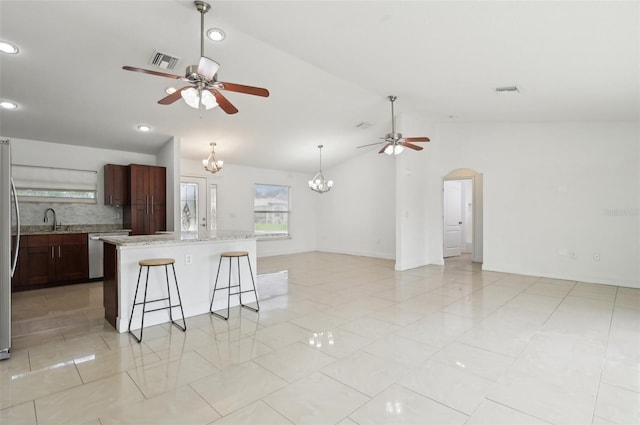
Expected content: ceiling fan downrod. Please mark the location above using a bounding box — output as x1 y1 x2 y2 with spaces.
388 95 401 141
194 1 211 59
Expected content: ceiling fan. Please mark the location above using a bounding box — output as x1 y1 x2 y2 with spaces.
357 96 430 155
122 0 269 114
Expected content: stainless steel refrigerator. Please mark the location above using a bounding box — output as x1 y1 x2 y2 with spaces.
1 139 20 360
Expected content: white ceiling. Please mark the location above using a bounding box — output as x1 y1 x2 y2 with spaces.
1 1 638 173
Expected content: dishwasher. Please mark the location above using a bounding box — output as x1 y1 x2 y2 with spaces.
88 231 129 279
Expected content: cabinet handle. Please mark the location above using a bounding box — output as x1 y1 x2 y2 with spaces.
146 195 149 214
151 196 154 214
110 195 112 205
58 246 61 258
51 246 54 259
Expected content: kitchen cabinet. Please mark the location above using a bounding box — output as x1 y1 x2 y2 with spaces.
124 164 166 235
104 164 128 206
12 233 88 291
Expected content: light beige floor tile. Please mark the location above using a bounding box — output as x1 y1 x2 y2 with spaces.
398 360 494 415
34 372 144 425
263 372 369 425
190 361 287 416
465 399 551 424
210 400 293 425
430 341 515 381
195 335 273 370
594 382 640 425
289 311 349 333
254 342 337 383
0 349 30 375
75 343 162 383
0 401 37 425
303 328 372 359
126 350 218 398
1 362 82 409
339 316 401 340
142 327 219 360
99 384 221 425
253 322 312 349
26 335 111 371
397 312 475 348
321 350 406 397
601 358 640 392
349 384 468 424
361 334 438 366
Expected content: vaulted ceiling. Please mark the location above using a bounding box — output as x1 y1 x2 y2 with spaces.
1 1 637 173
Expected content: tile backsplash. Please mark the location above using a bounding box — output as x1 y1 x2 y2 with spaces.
19 202 123 226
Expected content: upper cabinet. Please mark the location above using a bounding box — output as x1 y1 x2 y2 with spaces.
104 164 128 206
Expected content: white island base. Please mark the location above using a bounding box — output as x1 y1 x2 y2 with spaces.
101 233 258 333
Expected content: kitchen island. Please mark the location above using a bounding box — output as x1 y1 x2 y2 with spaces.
100 232 258 332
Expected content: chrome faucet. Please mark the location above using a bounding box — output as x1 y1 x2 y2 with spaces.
44 208 57 231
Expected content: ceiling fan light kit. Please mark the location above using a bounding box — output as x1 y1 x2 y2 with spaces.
309 145 333 194
203 142 223 174
122 1 269 114
356 96 430 155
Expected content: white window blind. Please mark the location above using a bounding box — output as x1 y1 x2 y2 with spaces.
12 164 98 203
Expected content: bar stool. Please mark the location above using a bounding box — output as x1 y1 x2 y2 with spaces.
210 251 260 320
128 258 186 342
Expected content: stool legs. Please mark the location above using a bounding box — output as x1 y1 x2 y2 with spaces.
210 254 260 320
128 263 186 343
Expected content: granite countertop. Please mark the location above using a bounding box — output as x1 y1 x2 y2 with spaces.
100 231 257 246
20 224 130 235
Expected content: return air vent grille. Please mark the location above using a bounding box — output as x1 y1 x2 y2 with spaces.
149 51 180 70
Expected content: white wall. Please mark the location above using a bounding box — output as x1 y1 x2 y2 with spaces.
157 137 180 232
8 137 156 226
180 159 317 258
428 121 640 287
316 150 396 259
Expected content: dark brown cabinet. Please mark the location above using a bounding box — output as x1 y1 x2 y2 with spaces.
124 164 166 235
104 164 128 206
12 233 88 291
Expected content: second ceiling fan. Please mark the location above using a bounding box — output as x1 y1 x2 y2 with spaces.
358 96 430 155
122 1 269 114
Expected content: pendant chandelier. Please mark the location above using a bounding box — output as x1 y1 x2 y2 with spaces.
308 144 333 193
202 142 223 174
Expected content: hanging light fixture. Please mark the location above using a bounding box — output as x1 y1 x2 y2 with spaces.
308 145 333 194
202 142 224 174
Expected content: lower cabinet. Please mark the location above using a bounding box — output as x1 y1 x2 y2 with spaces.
12 233 89 291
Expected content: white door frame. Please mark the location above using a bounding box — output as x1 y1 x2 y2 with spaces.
443 168 483 263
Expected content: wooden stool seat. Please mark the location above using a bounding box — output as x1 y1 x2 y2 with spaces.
139 258 175 266
220 251 249 258
210 252 260 320
128 257 186 342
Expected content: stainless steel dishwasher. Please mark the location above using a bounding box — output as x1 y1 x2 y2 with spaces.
88 231 129 279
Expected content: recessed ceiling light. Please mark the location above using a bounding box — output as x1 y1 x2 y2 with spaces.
0 100 18 110
207 28 225 42
165 87 177 95
0 41 19 54
136 124 151 132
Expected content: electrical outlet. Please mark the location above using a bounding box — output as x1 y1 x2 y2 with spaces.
185 254 192 265
593 252 600 261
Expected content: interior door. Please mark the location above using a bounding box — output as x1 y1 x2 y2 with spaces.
180 177 208 237
443 180 463 257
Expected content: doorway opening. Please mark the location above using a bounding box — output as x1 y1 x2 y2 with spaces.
443 168 483 264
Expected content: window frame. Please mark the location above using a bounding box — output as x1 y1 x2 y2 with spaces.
253 183 291 239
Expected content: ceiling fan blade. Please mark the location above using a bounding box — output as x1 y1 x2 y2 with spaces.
157 87 188 105
403 137 430 143
197 56 220 80
210 89 239 114
123 66 184 80
402 141 424 151
356 141 386 149
215 82 270 97
378 143 391 154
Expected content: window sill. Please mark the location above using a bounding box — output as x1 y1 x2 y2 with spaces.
256 235 291 241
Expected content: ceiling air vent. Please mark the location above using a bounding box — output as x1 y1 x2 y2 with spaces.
149 51 180 70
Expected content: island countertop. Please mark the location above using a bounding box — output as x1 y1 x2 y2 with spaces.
100 231 257 246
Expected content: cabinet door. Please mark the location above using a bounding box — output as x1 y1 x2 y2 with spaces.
104 164 128 206
129 164 150 206
127 203 150 235
149 204 166 235
55 234 88 282
20 245 54 286
150 166 166 205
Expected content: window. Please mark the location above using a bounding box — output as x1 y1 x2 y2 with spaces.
13 165 97 203
254 184 290 237
180 178 217 236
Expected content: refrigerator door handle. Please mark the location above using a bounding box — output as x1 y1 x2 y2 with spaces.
10 178 20 278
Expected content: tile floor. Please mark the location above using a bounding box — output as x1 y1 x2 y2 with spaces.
1 252 639 424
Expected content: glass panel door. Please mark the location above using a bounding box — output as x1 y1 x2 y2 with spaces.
180 176 217 237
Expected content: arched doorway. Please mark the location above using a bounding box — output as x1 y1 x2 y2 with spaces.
443 168 483 263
